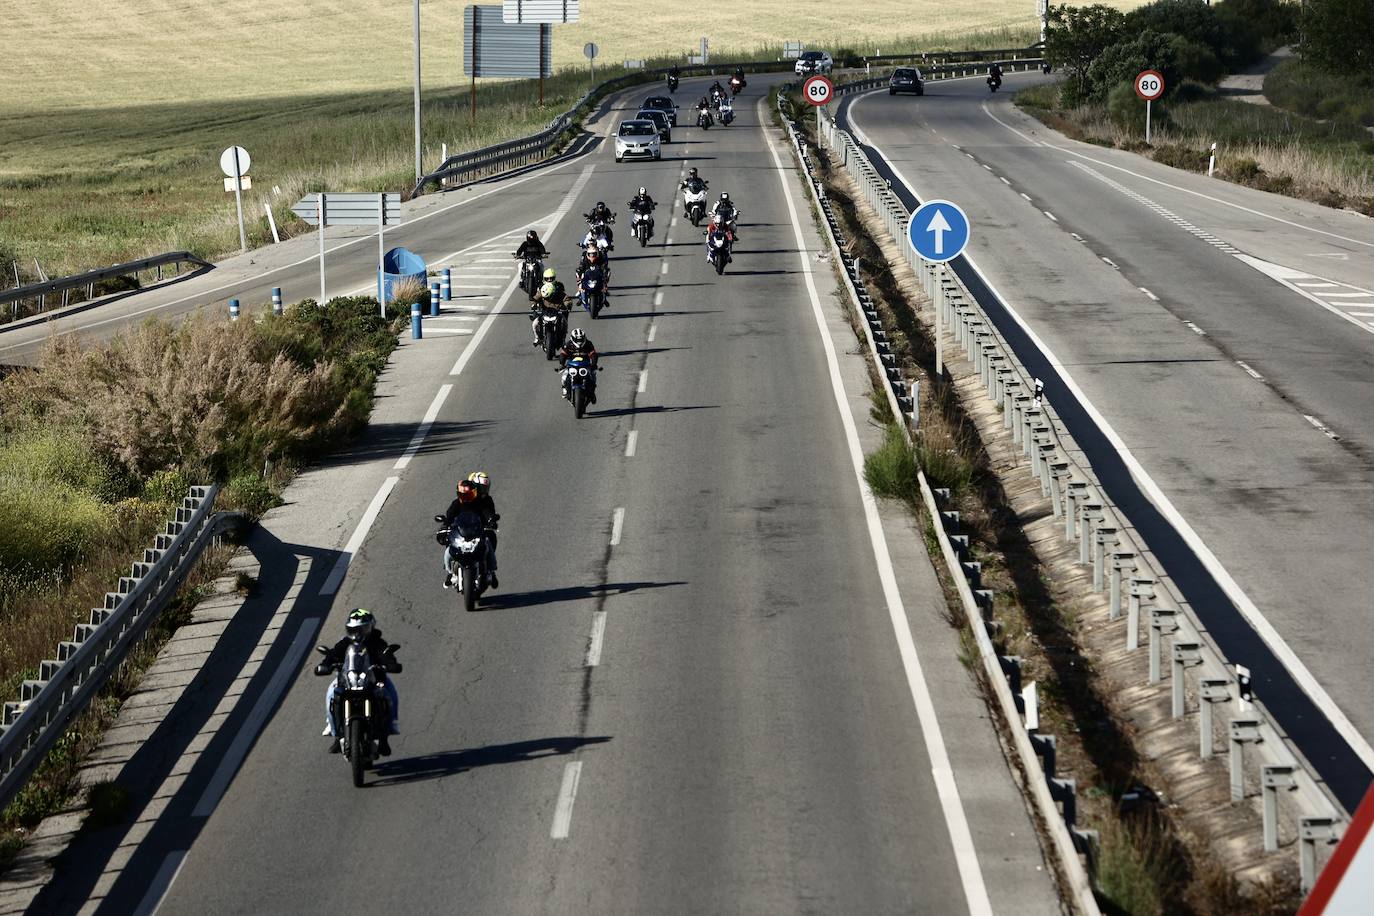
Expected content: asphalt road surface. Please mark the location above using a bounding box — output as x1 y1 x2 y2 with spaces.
845 70 1374 809
18 78 1060 915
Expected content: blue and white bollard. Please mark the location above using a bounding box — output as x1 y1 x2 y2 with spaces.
271 287 283 316
228 298 240 321
441 268 452 302
411 302 423 339
429 282 440 317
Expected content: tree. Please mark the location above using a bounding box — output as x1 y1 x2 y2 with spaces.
1302 0 1374 72
1045 4 1128 104
1085 30 1180 103
1126 0 1224 55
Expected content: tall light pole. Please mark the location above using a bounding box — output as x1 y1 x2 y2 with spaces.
413 0 423 183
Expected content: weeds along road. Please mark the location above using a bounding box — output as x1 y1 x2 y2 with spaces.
845 70 1374 809
24 77 1061 915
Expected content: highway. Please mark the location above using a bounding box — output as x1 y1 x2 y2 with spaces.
21 78 1060 914
844 70 1374 808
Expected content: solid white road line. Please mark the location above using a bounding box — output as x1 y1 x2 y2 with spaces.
873 149 1374 774
585 612 607 667
191 621 317 817
1236 360 1264 380
394 385 453 470
610 508 624 546
550 761 583 839
637 369 648 393
134 850 187 916
319 476 400 596
625 430 638 457
764 103 993 916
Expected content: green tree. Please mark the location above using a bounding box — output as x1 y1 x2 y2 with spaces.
1085 30 1180 103
1126 0 1224 54
1302 0 1374 72
1045 4 1128 104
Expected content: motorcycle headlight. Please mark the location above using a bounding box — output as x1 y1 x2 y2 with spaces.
458 536 481 550
579 367 589 377
345 670 369 690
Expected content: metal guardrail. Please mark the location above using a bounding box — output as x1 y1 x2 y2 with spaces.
799 74 1348 894
1 251 212 314
0 486 234 813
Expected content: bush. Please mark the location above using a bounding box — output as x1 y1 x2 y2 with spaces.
864 424 922 507
141 468 193 507
1151 144 1209 171
222 472 278 517
0 427 128 504
1127 0 1224 55
1172 79 1213 103
1225 156 1264 182
0 479 110 578
1085 30 1179 103
1169 36 1225 84
1107 82 1151 134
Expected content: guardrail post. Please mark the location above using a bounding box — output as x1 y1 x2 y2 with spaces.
1049 778 1077 828
1128 577 1154 651
1262 764 1297 851
988 356 1006 400
1300 817 1340 893
1092 527 1118 592
411 302 423 339
1049 463 1070 518
1002 379 1021 429
271 287 283 316
1199 677 1229 757
1065 482 1087 540
442 268 453 301
1229 719 1262 800
1011 396 1031 444
1109 552 1135 619
1149 607 1177 683
1078 504 1103 565
228 298 240 321
429 282 440 317
1171 642 1202 717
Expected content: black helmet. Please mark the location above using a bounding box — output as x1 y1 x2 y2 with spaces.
346 608 375 643
689 167 698 177
526 229 537 240
596 201 606 209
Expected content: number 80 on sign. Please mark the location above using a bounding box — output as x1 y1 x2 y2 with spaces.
803 75 834 106
1134 70 1164 101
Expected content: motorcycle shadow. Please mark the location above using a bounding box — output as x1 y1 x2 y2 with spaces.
371 735 612 786
586 404 718 419
474 579 687 611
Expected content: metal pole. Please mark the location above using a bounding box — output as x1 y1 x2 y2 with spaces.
318 192 327 303
935 264 944 377
413 0 423 184
378 194 386 316
232 148 247 253
1145 99 1152 144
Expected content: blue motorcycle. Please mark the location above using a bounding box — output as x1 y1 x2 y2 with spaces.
560 356 599 419
579 264 607 318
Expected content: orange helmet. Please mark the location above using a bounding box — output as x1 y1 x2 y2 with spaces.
456 480 478 502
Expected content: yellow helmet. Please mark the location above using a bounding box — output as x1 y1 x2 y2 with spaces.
540 281 556 298
468 471 490 492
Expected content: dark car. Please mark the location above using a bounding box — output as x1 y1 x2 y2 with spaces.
890 67 924 96
635 108 672 143
641 95 678 127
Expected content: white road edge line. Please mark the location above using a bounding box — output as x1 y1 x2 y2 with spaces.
625 430 638 457
319 476 400 596
585 612 607 667
393 384 453 470
764 102 992 916
866 141 1374 774
550 761 583 838
609 507 624 546
135 850 188 916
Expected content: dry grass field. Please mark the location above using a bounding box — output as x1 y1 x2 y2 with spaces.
0 0 1139 279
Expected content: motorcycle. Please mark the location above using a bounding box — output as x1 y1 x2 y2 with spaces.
706 224 732 275
987 74 1002 93
314 642 400 788
729 74 746 95
683 186 708 227
580 264 607 318
667 73 680 93
435 510 493 612
535 303 567 360
560 356 600 419
516 254 543 300
631 208 654 246
718 99 735 126
697 108 713 130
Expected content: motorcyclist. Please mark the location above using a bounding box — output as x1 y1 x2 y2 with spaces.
711 192 740 239
987 63 1003 88
531 268 569 346
696 96 712 124
584 201 615 247
317 608 401 757
557 328 598 402
576 246 609 287
667 66 681 91
680 167 708 194
710 80 726 103
628 186 657 239
731 67 746 91
513 230 549 301
438 475 499 588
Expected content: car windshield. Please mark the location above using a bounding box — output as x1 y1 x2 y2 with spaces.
637 112 665 124
645 98 670 108
802 52 823 60
620 123 656 137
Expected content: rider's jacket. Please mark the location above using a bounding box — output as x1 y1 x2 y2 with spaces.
321 630 401 672
534 279 568 307
628 194 656 214
515 239 548 260
443 494 498 528
557 338 598 367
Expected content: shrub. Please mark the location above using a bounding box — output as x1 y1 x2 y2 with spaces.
1169 36 1225 84
1171 79 1213 103
1127 0 1224 55
0 479 110 578
222 472 278 517
1085 30 1179 103
0 427 128 504
1107 82 1151 134
864 424 922 507
141 468 192 507
1151 144 1209 171
1225 156 1263 182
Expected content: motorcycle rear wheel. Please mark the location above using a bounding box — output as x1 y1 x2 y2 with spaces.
348 717 366 788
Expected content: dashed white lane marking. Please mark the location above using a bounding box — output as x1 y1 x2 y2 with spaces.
1305 414 1341 440
1043 211 1057 221
998 176 1010 186
1184 321 1206 336
550 761 583 839
585 612 607 667
1101 257 1118 269
637 369 648 393
192 621 316 818
1070 232 1084 241
764 106 992 915
647 322 658 342
625 430 638 457
660 261 669 275
671 216 678 227
133 850 187 916
653 290 664 306
319 476 400 595
1139 287 1159 301
1019 192 1032 202
395 384 453 469
981 164 992 171
609 508 624 546
1236 360 1264 380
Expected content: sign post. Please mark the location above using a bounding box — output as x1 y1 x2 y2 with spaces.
1134 70 1165 143
584 41 598 82
906 199 971 378
802 74 834 148
219 146 251 254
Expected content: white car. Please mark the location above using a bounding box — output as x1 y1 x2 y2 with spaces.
614 120 662 162
794 50 834 75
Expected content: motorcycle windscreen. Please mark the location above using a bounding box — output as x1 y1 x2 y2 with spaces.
451 511 485 541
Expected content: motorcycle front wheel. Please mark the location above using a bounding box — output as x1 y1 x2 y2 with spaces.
545 331 559 360
348 717 366 788
462 565 478 612
715 254 727 276
573 388 587 419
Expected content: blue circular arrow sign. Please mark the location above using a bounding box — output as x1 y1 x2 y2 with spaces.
907 199 970 263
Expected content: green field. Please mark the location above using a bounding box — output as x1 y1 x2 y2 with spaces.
0 1 1134 280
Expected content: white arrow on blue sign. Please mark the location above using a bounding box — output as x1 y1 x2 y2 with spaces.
907 199 970 263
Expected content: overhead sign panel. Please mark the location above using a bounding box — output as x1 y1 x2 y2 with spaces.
465 5 552 78
502 0 578 23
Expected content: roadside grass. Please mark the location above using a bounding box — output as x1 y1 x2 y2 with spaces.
1263 58 1374 128
1015 80 1374 212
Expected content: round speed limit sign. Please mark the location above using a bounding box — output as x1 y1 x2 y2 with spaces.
1134 70 1164 101
802 75 834 107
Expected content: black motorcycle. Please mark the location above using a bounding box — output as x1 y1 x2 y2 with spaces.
516 254 543 299
697 109 713 130
435 510 493 612
987 74 1002 93
580 264 607 319
667 73 680 93
706 227 732 275
314 642 400 788
535 303 567 360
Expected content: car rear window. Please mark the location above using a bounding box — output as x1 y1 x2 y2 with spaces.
894 69 917 78
620 122 656 136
